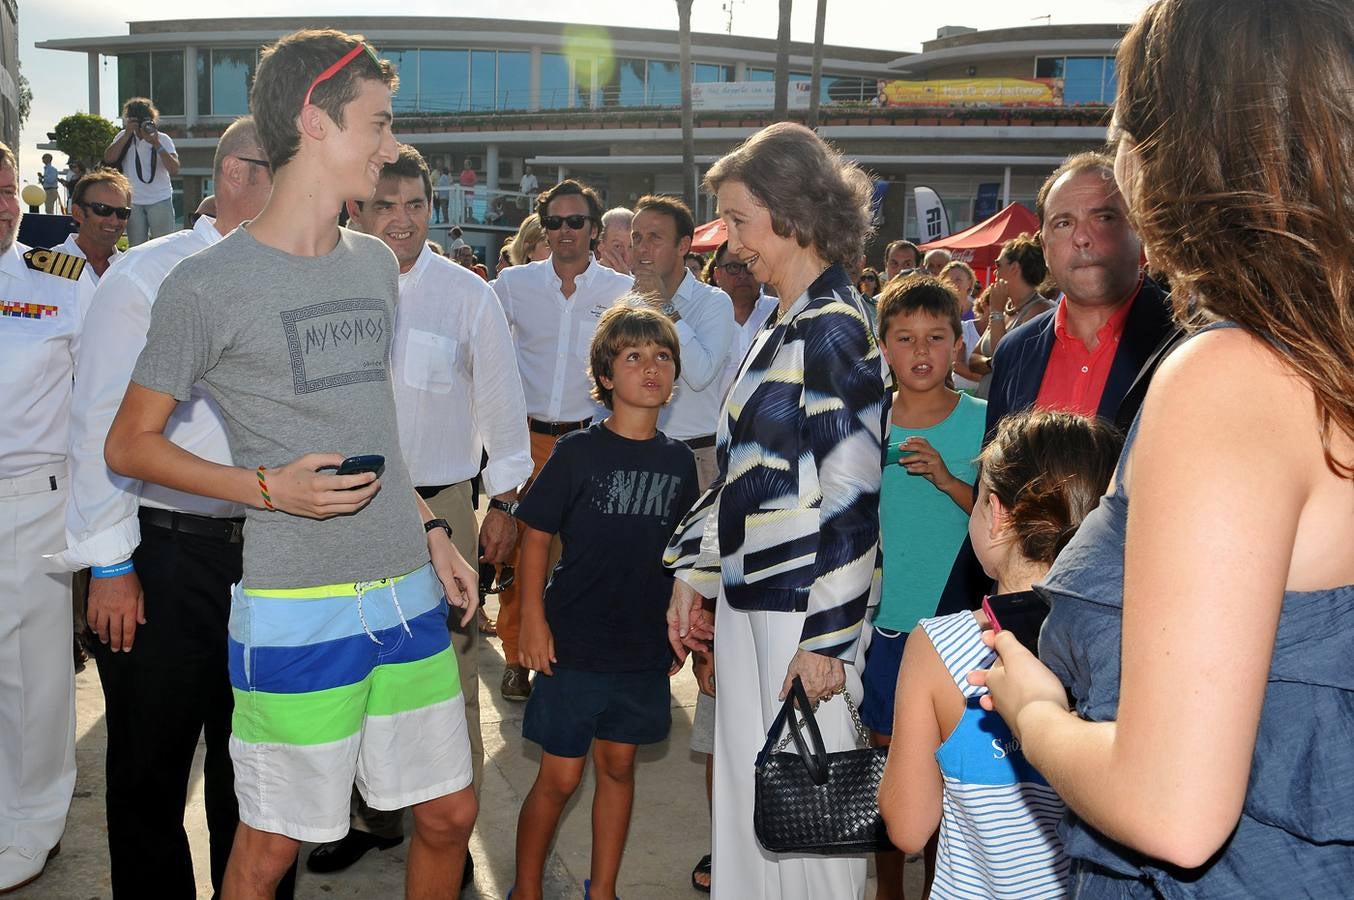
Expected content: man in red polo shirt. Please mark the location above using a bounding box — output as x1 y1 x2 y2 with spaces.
934 150 1177 615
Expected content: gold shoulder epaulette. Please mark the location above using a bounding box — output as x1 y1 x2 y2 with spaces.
23 248 86 282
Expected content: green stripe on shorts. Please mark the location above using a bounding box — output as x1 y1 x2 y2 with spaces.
232 647 461 746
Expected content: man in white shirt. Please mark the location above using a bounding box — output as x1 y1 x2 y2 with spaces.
630 195 734 489
310 144 531 883
0 141 89 894
102 97 181 246
711 239 778 394
491 179 631 700
55 168 130 287
519 165 538 198
58 118 292 899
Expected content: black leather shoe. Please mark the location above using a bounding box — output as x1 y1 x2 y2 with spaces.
462 849 475 891
305 830 403 874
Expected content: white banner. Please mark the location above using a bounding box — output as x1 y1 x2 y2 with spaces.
691 81 811 111
914 186 952 242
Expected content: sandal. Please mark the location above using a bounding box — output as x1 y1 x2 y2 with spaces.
690 853 712 893
478 607 498 636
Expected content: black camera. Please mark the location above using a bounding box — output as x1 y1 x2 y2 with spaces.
140 120 158 136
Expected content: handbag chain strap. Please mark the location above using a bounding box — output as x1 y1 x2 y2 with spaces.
773 689 870 754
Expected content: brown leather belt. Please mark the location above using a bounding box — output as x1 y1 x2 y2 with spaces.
528 417 591 436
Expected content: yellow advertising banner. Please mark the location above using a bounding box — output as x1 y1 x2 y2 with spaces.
876 78 1062 108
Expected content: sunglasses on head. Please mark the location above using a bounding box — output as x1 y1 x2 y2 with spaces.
718 261 748 275
542 214 591 231
235 156 272 172
79 201 132 220
303 42 383 110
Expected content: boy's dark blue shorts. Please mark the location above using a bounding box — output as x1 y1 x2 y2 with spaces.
522 666 671 758
860 626 909 736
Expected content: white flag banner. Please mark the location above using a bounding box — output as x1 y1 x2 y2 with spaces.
914 186 952 242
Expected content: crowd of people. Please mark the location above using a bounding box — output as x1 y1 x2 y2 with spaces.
1 1 1351 898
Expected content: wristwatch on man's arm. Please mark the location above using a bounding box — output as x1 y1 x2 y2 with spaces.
487 497 519 517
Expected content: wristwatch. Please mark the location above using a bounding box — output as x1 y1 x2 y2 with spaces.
423 517 453 540
659 301 682 323
488 497 520 517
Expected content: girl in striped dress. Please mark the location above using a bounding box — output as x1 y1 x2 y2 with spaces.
878 410 1121 899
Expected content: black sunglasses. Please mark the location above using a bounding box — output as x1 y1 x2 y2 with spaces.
542 214 591 231
478 562 516 596
79 201 132 220
718 261 749 275
236 156 272 172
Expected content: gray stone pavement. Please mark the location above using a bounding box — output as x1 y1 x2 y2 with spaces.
31 597 920 899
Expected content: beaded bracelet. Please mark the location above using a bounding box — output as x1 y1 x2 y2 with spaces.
256 465 275 511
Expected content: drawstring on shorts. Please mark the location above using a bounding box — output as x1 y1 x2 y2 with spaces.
353 578 414 644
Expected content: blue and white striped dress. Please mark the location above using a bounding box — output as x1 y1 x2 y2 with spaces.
919 612 1070 899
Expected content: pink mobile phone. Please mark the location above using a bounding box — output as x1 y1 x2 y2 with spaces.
981 595 1002 633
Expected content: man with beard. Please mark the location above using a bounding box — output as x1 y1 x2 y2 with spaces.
308 143 530 885
934 150 1176 616
0 140 86 893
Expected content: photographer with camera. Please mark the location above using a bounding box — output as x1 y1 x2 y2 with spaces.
103 97 180 246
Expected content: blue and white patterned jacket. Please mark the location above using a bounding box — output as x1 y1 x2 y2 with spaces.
663 264 887 661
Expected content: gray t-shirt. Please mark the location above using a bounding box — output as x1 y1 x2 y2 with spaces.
132 225 428 589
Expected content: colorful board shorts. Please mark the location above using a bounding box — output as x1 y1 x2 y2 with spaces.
227 562 472 842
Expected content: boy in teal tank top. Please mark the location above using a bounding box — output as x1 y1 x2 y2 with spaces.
861 274 986 897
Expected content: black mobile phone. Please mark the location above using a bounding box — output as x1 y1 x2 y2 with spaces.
982 592 1049 654
335 454 385 479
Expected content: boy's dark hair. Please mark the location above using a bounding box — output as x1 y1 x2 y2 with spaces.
980 409 1123 565
41 153 52 163
875 272 962 339
251 29 398 171
633 194 695 241
588 301 682 409
121 97 158 121
72 168 132 207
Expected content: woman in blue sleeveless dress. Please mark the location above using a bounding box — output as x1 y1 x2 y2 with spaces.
970 1 1354 896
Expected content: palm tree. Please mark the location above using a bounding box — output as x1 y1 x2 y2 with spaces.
773 0 792 119
677 0 697 211
807 0 827 129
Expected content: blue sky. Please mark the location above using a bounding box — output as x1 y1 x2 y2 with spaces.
17 0 1148 178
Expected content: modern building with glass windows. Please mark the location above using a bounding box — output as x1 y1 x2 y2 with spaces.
37 17 1123 266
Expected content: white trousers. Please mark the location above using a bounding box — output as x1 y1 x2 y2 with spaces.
0 465 75 851
712 588 867 900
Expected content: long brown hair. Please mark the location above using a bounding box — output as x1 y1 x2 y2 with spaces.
1116 0 1354 477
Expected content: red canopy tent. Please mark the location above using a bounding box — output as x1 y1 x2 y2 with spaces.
690 218 727 253
919 202 1040 282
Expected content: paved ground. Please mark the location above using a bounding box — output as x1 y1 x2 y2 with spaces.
31 597 922 899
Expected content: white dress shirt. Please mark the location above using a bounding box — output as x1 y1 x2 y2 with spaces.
657 271 735 441
721 292 779 395
54 233 121 288
492 257 632 423
0 241 85 478
58 216 241 570
391 244 532 496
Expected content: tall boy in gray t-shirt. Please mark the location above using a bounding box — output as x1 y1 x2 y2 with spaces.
104 29 479 899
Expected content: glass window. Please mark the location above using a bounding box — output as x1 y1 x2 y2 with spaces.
1035 56 1065 80
420 49 468 112
497 51 530 110
573 57 594 108
821 75 870 104
1103 57 1118 104
745 67 773 82
647 60 680 105
789 71 811 83
117 53 150 109
470 50 496 111
196 49 211 117
150 50 184 116
694 63 732 83
210 49 256 116
540 52 570 109
382 49 417 113
599 57 645 107
1063 57 1108 105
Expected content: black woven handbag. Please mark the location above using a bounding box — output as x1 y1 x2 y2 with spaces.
753 676 893 855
